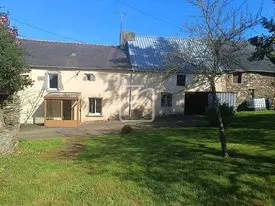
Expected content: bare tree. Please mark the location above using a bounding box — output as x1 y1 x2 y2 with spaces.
19 88 45 124
169 0 261 157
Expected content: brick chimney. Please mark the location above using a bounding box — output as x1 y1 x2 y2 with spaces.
120 31 135 48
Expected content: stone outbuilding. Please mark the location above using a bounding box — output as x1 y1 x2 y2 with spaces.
223 48 275 106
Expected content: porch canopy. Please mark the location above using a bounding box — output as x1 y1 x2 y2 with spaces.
44 92 81 127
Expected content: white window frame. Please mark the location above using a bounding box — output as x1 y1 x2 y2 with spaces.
48 73 58 90
88 98 102 116
161 93 172 107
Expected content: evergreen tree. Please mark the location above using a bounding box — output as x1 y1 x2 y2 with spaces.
249 17 275 64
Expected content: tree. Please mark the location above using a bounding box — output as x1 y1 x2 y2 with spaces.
249 17 275 64
0 12 32 95
0 12 32 155
169 0 261 157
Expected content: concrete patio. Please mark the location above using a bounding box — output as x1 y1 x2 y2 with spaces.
19 115 207 139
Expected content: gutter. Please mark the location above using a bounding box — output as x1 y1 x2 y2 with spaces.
27 65 134 72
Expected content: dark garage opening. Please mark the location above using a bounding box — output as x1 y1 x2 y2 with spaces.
185 92 209 115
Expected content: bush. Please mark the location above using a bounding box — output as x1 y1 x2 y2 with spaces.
237 101 248 111
205 103 235 127
121 125 134 134
132 108 143 120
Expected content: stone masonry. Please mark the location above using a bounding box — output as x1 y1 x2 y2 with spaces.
224 72 275 106
0 95 20 155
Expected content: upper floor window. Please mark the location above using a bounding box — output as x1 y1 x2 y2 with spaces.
161 93 172 107
233 73 242 84
177 75 186 86
48 74 58 89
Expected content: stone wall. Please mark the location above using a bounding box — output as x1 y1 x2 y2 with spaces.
0 95 20 155
225 72 275 106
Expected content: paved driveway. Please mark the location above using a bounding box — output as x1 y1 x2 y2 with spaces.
19 115 207 139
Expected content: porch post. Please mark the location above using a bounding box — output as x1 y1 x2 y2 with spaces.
44 99 47 127
79 98 81 123
76 99 79 125
61 100 63 120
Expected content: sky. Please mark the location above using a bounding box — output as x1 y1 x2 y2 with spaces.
0 0 274 45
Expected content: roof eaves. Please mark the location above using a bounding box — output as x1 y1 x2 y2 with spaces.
27 64 133 71
19 38 115 48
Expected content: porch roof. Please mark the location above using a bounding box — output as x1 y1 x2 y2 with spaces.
44 92 81 100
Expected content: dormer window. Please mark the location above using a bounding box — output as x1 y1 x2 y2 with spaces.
84 73 95 81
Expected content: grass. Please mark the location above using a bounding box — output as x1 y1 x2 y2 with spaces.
0 111 275 205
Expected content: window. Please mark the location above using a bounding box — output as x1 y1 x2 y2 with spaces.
177 75 186 86
233 73 242 84
248 89 255 98
84 73 95 81
48 74 58 89
89 98 102 115
161 93 172 107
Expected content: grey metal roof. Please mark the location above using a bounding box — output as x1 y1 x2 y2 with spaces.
127 36 194 71
20 39 131 71
127 36 275 73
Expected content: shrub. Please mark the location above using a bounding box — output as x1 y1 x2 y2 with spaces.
121 125 134 134
132 108 143 120
237 101 248 111
205 103 235 127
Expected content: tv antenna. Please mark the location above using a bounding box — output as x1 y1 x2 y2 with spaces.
120 12 127 32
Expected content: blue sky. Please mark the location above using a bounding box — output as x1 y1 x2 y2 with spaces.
1 0 273 45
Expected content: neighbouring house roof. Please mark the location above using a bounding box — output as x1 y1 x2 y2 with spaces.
20 39 131 71
127 36 275 73
236 44 275 74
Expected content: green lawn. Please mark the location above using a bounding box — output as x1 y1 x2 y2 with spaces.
0 111 275 205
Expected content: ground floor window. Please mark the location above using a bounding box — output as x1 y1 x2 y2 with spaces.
248 89 255 98
89 98 102 115
161 93 172 107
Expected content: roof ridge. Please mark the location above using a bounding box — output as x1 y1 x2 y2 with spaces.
18 38 117 47
134 34 196 40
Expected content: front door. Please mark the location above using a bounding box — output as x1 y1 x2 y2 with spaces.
63 100 73 120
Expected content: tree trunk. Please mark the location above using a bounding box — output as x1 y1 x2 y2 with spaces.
210 80 229 158
0 95 20 156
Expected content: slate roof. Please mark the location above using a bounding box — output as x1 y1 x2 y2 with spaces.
20 39 131 70
236 44 275 74
127 36 275 73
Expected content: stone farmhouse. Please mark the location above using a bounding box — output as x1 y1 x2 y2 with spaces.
19 32 275 127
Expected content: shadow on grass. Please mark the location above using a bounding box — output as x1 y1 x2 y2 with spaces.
227 111 275 149
231 112 275 130
77 127 275 205
139 115 208 128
